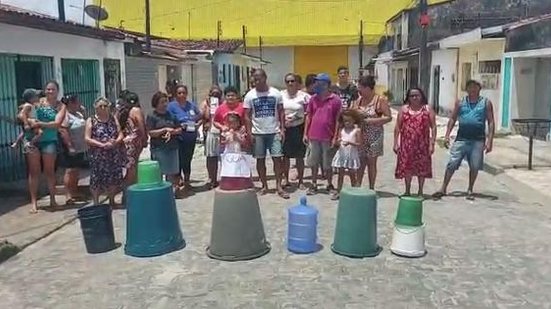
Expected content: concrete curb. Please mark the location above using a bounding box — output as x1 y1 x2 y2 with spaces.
0 196 111 264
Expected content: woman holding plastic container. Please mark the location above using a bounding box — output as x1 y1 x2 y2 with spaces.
167 85 202 194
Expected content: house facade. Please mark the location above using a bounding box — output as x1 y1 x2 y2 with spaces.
375 0 551 104
500 15 551 137
0 4 126 184
431 27 506 120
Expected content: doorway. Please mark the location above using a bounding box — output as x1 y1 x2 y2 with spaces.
15 61 42 98
103 59 121 105
432 65 441 114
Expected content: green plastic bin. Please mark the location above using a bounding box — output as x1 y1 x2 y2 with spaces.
331 187 381 258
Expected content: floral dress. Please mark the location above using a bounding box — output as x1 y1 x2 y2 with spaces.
90 116 123 192
123 116 144 169
395 105 432 179
355 96 384 158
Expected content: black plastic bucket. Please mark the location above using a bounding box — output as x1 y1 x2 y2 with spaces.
77 204 116 254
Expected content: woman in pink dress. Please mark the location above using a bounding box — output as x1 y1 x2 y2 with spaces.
393 88 437 197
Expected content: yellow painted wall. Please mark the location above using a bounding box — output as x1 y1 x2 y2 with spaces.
96 0 451 46
294 46 348 82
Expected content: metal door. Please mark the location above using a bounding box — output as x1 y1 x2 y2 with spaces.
61 59 101 116
0 54 53 183
103 59 121 105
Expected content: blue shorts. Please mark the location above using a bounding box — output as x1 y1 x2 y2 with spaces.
151 147 180 176
446 140 485 171
253 134 283 159
38 141 58 154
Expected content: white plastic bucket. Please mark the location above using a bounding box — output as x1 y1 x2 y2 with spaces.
390 224 426 258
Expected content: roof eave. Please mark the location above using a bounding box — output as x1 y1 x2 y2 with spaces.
0 10 125 41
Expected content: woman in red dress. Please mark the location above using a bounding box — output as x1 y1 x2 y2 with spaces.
393 88 437 197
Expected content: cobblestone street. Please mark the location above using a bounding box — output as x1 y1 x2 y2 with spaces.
1 131 551 309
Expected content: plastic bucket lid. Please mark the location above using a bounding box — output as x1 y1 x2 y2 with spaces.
137 160 162 185
395 196 423 227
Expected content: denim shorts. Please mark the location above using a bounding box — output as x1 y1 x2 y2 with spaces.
253 133 283 159
38 141 58 154
308 140 336 171
446 140 485 171
151 147 180 176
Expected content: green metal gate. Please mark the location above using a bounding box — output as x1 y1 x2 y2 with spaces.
0 54 54 183
61 59 101 116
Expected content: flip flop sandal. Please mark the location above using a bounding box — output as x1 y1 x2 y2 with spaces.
432 192 446 199
278 190 290 199
306 187 318 196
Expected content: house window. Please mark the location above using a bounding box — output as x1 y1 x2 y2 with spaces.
461 62 472 91
479 60 501 74
222 64 226 83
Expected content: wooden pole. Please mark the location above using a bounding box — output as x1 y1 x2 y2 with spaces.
145 0 151 52
359 20 364 77
242 25 247 53
419 0 430 94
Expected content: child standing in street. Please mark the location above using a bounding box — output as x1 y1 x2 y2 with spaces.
219 113 254 190
331 109 362 200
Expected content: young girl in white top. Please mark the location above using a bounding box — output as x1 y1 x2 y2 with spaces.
219 113 254 190
331 109 362 200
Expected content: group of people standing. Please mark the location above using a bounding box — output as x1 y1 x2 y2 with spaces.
13 66 495 213
194 66 430 201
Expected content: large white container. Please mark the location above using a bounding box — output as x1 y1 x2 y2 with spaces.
390 224 426 258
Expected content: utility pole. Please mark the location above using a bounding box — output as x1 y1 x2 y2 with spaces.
57 0 66 22
145 0 151 52
419 0 430 94
242 25 247 53
217 20 222 48
259 36 263 68
359 20 364 78
188 11 191 39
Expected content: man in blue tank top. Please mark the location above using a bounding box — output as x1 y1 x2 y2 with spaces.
434 80 495 200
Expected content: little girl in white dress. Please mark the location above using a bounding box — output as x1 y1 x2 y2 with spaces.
219 113 254 190
331 109 362 200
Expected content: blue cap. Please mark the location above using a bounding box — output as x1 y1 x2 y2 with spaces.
314 73 331 83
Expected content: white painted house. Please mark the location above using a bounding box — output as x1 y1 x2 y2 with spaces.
0 4 126 183
500 14 551 136
431 26 506 122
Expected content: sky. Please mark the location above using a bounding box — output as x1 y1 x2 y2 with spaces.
1 0 95 25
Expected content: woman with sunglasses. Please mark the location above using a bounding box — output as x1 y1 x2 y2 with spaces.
85 98 124 206
281 73 309 189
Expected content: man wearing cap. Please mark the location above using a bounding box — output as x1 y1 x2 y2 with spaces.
303 73 342 195
434 80 495 200
243 68 289 199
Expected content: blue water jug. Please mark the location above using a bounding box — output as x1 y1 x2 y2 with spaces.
287 196 318 254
